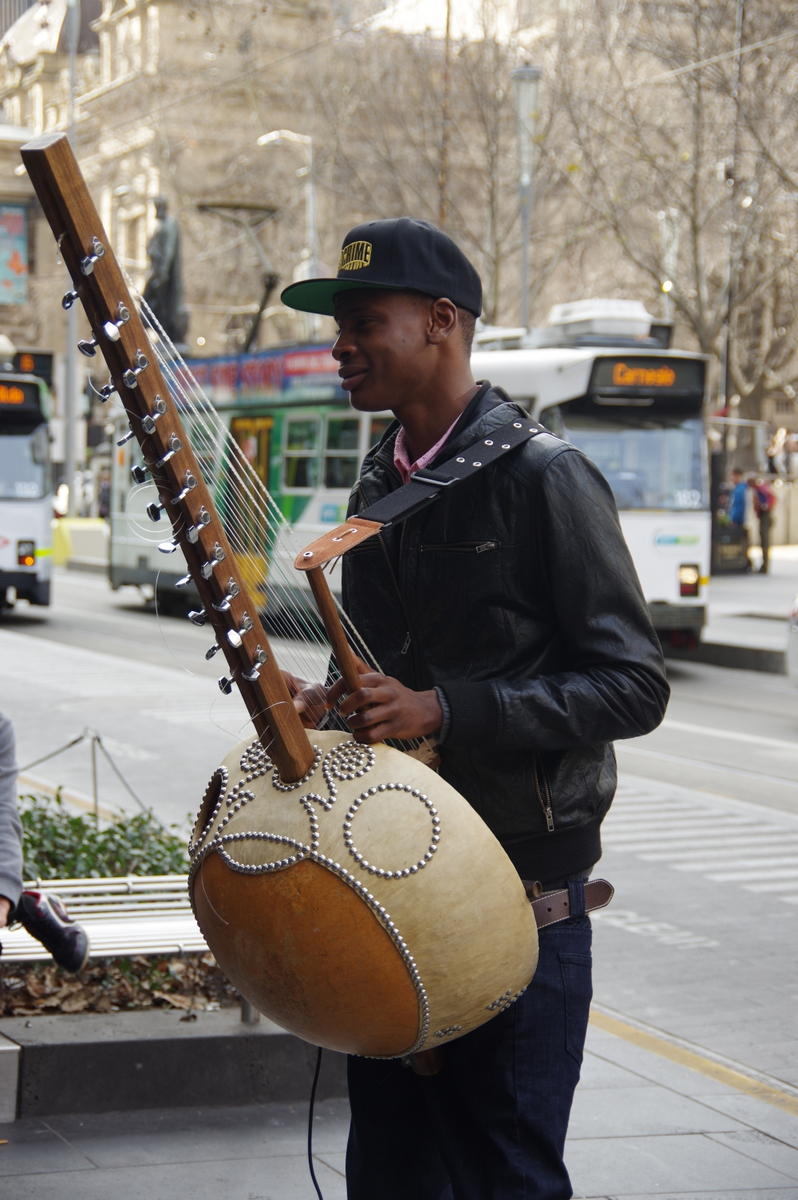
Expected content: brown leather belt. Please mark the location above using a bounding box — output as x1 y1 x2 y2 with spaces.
525 878 614 928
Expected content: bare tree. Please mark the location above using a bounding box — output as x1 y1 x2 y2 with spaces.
542 0 798 416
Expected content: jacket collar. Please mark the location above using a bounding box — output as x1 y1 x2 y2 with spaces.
429 382 525 464
365 382 524 475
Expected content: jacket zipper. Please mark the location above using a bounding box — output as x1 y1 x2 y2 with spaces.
535 761 555 832
419 540 499 555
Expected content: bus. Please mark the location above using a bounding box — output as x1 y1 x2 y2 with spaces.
0 368 53 610
472 301 710 647
110 303 710 648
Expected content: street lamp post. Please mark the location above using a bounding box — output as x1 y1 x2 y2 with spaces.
64 0 81 515
512 64 541 331
257 128 318 278
657 207 680 322
257 129 319 338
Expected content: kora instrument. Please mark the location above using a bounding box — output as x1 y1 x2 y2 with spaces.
22 132 538 1058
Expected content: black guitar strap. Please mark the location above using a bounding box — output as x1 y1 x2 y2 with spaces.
355 415 545 528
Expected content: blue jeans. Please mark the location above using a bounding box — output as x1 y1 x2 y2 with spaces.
346 908 593 1199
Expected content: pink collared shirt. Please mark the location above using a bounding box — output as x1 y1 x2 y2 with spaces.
393 418 460 484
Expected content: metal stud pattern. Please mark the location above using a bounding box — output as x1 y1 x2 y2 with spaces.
187 736 443 1054
343 784 441 878
239 742 273 777
485 985 528 1013
322 741 375 794
188 766 229 858
272 745 323 792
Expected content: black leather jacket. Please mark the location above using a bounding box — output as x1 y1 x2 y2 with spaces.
342 384 669 882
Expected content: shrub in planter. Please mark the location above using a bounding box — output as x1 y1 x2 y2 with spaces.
18 792 188 878
2 793 239 1016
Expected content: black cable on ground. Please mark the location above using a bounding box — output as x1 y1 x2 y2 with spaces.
307 1045 325 1199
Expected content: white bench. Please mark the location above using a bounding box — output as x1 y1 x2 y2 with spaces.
0 874 264 1021
1 873 208 961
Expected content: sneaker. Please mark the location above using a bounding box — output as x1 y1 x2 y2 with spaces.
15 890 89 972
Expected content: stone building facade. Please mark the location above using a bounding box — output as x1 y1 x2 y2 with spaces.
0 0 337 366
0 0 342 481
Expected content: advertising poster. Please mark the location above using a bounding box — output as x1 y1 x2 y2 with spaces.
0 204 28 305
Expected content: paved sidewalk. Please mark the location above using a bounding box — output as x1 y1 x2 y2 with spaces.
1 549 795 1197
667 544 798 674
1 1009 797 1198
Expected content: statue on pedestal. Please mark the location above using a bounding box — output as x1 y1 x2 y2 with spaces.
143 196 189 345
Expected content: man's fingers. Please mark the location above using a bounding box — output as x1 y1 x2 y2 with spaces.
337 685 380 718
290 682 331 729
327 672 382 709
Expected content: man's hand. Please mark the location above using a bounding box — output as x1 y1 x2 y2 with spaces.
282 670 330 729
327 671 443 744
0 897 12 928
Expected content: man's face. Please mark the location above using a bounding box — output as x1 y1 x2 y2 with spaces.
331 289 434 414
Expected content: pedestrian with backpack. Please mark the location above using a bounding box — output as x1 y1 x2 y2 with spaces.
748 475 777 574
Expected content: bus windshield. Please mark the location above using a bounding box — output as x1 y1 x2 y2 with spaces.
559 407 707 511
0 426 49 500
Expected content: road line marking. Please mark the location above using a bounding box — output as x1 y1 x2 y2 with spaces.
608 826 758 840
667 856 798 871
606 825 758 844
635 839 798 861
608 818 756 832
590 1009 798 1116
609 837 766 853
661 718 798 753
746 879 798 892
707 867 798 882
608 828 785 842
619 745 798 786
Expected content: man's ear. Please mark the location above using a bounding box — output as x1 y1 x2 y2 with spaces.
427 297 458 343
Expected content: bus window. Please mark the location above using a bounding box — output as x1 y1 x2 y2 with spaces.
31 423 50 467
561 410 707 511
284 416 320 490
0 427 48 500
324 416 360 488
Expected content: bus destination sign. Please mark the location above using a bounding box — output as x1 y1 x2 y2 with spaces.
0 379 42 415
591 356 704 394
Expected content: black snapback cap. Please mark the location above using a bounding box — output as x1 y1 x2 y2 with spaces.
280 217 482 317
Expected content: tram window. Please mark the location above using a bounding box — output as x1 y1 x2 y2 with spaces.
231 416 272 487
324 457 358 487
284 416 320 490
286 418 319 450
323 416 360 488
326 416 359 450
